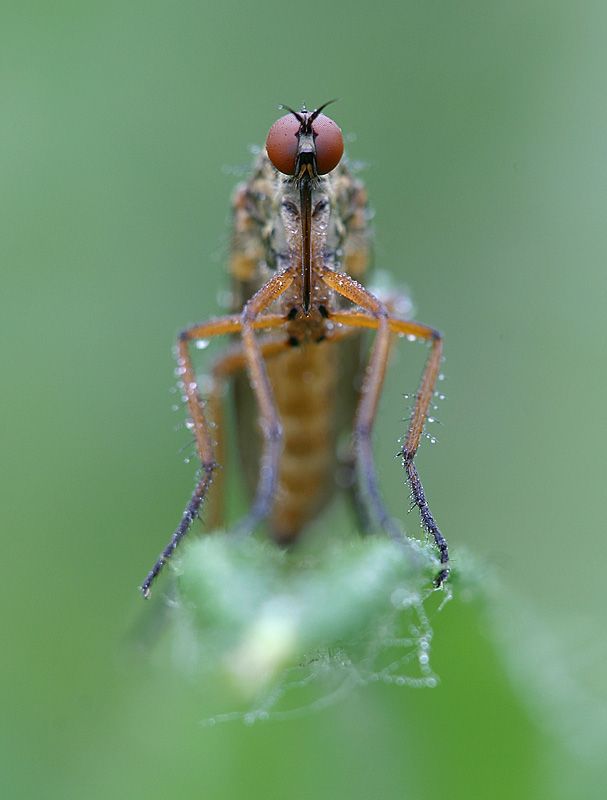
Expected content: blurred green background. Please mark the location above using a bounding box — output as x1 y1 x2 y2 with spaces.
3 1 607 797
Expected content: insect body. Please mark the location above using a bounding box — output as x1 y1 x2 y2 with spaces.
230 125 370 541
141 103 449 598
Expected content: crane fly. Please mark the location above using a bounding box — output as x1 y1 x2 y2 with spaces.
141 102 449 598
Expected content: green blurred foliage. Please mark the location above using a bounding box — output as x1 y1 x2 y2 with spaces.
2 1 607 798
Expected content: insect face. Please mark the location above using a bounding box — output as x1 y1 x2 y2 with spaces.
266 104 344 178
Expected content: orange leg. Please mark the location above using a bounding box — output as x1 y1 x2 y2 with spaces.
323 272 448 584
233 273 296 534
205 335 295 531
141 278 293 597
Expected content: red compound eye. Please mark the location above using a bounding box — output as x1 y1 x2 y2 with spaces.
266 112 344 176
266 113 301 175
312 114 344 175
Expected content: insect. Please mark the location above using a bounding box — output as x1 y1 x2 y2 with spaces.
141 102 449 598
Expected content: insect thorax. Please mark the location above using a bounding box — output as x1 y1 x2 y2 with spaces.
230 151 372 315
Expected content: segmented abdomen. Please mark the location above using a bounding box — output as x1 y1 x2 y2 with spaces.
265 340 339 539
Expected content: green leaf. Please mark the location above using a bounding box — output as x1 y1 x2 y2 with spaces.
164 532 454 712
